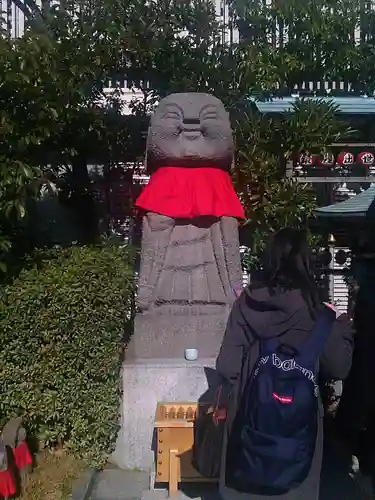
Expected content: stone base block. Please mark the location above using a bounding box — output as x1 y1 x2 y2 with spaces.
127 304 230 359
110 358 218 471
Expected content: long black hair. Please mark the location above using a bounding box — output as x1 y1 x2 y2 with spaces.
260 227 320 314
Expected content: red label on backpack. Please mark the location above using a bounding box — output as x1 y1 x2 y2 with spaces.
272 392 293 404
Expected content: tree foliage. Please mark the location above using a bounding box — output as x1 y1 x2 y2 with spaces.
1 0 372 270
0 0 222 269
0 244 134 467
231 0 375 91
0 3 138 266
233 99 351 268
0 0 372 464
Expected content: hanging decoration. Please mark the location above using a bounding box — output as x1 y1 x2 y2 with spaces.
319 153 334 166
335 249 349 266
294 149 375 174
336 151 354 166
298 151 315 167
318 249 332 266
357 151 375 166
311 154 321 165
319 152 335 167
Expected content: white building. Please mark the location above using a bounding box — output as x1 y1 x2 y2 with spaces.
1 0 27 37
1 0 238 46
2 0 238 114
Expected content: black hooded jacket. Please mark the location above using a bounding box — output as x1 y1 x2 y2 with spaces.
216 282 355 500
216 283 354 387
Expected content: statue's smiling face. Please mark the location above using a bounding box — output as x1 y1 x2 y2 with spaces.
146 93 234 171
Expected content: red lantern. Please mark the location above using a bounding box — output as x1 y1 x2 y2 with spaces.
357 151 375 166
319 152 335 167
311 154 321 165
298 152 315 167
337 151 354 166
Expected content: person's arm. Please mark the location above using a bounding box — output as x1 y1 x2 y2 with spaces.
216 293 251 383
319 313 355 380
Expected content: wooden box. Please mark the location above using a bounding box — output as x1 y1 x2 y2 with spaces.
154 402 214 494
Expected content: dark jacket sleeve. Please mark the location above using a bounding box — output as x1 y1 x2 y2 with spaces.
216 294 252 383
319 313 354 381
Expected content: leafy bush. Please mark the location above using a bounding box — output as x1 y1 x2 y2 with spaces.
0 244 134 467
234 99 351 270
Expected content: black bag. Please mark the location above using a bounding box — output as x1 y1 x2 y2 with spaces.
192 382 232 478
226 312 334 493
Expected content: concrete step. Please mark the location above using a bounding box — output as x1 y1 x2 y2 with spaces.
89 443 374 500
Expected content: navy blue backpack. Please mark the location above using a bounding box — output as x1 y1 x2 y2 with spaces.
226 310 335 494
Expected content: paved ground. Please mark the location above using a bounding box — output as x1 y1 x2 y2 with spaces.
88 439 374 500
90 469 150 500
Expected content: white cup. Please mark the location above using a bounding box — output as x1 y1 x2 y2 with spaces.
184 348 198 361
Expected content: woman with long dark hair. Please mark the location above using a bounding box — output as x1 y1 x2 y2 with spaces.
216 228 354 500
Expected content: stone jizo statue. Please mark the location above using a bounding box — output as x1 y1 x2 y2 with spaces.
127 92 244 359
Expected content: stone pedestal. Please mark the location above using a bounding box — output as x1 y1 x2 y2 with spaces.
109 92 243 481
111 358 217 471
127 304 230 359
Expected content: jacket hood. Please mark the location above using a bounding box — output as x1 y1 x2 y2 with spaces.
240 283 314 339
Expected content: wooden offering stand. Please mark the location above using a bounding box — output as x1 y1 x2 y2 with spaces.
154 402 216 495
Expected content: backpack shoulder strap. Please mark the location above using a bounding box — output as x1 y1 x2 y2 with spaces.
297 308 335 362
260 337 278 356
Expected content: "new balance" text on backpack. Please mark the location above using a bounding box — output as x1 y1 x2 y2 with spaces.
226 311 334 494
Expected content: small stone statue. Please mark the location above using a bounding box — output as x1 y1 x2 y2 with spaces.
127 93 244 359
0 417 32 496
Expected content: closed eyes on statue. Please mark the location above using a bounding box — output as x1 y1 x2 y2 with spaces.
147 101 233 169
159 104 225 137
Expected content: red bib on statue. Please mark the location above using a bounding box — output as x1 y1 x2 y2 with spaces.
135 166 245 219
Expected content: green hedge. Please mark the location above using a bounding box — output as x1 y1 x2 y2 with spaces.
0 244 134 467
